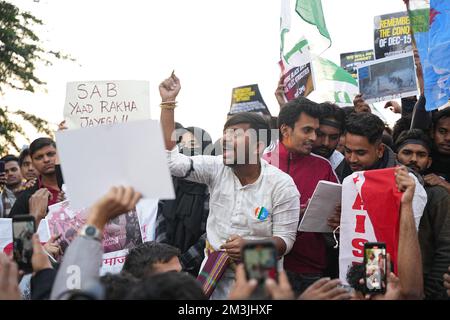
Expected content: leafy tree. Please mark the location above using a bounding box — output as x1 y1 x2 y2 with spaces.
0 0 72 155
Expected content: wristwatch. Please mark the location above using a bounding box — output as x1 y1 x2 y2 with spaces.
79 225 102 242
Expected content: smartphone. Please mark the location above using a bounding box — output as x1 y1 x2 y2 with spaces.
363 242 387 294
0 160 5 174
55 164 64 190
242 240 278 284
12 215 36 273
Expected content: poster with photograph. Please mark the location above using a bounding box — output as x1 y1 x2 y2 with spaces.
357 53 418 104
340 50 375 79
46 200 142 254
46 200 144 274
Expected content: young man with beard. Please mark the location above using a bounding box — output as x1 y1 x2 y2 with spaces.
0 155 25 217
312 102 346 171
335 113 397 182
159 73 300 299
395 129 450 299
424 108 450 193
10 138 63 224
263 97 339 295
332 114 427 219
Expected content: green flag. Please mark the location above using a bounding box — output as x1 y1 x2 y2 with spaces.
295 0 331 51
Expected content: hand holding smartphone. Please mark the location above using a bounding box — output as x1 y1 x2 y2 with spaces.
364 242 387 295
12 215 36 274
0 161 6 185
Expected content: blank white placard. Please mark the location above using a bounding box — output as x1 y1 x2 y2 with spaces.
56 119 174 209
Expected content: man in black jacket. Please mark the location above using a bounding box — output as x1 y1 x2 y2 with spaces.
395 129 450 299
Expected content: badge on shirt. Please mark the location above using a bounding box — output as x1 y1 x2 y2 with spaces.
254 206 269 221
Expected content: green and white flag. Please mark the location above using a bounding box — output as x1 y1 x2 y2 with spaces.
295 0 331 54
280 0 331 57
310 56 359 106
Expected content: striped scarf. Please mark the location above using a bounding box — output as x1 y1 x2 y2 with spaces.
197 243 232 298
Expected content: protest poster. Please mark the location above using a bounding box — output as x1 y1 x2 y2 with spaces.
357 52 418 104
46 200 142 254
374 11 413 59
281 63 314 101
229 84 271 115
55 119 175 209
46 200 145 274
136 199 159 242
340 50 375 79
64 80 150 129
338 168 427 285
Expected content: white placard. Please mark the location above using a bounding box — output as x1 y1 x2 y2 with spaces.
55 119 175 209
64 80 150 129
298 181 342 233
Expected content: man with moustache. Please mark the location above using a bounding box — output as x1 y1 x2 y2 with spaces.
395 129 450 299
159 72 300 299
423 108 450 193
264 97 339 295
312 102 346 171
10 138 63 224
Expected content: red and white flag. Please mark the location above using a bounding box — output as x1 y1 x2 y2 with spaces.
339 168 427 284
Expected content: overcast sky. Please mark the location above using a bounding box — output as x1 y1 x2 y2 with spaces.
4 0 406 144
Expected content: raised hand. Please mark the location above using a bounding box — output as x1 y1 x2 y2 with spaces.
395 166 415 205
159 71 181 103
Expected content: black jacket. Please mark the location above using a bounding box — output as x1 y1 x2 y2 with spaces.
335 145 398 182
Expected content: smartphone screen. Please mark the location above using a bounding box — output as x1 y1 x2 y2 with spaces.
242 241 278 284
12 217 35 273
364 242 387 294
0 160 5 175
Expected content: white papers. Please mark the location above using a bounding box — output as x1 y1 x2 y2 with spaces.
64 80 150 129
55 119 175 209
298 181 342 233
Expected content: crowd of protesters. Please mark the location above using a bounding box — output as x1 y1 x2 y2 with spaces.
0 71 449 301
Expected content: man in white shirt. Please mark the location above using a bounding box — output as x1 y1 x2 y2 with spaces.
159 73 300 299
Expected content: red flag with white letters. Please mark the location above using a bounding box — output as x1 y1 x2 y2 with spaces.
339 168 402 283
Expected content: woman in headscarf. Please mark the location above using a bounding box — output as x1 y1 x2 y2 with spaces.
155 126 214 276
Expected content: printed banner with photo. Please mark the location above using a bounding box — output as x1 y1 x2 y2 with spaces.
281 63 314 101
338 168 427 285
229 84 271 116
64 80 150 129
374 11 413 59
357 53 418 104
340 50 375 79
46 200 145 274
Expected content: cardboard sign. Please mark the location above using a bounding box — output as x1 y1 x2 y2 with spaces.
55 119 175 209
64 81 150 129
340 50 375 79
229 84 271 115
374 11 413 59
357 52 418 103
